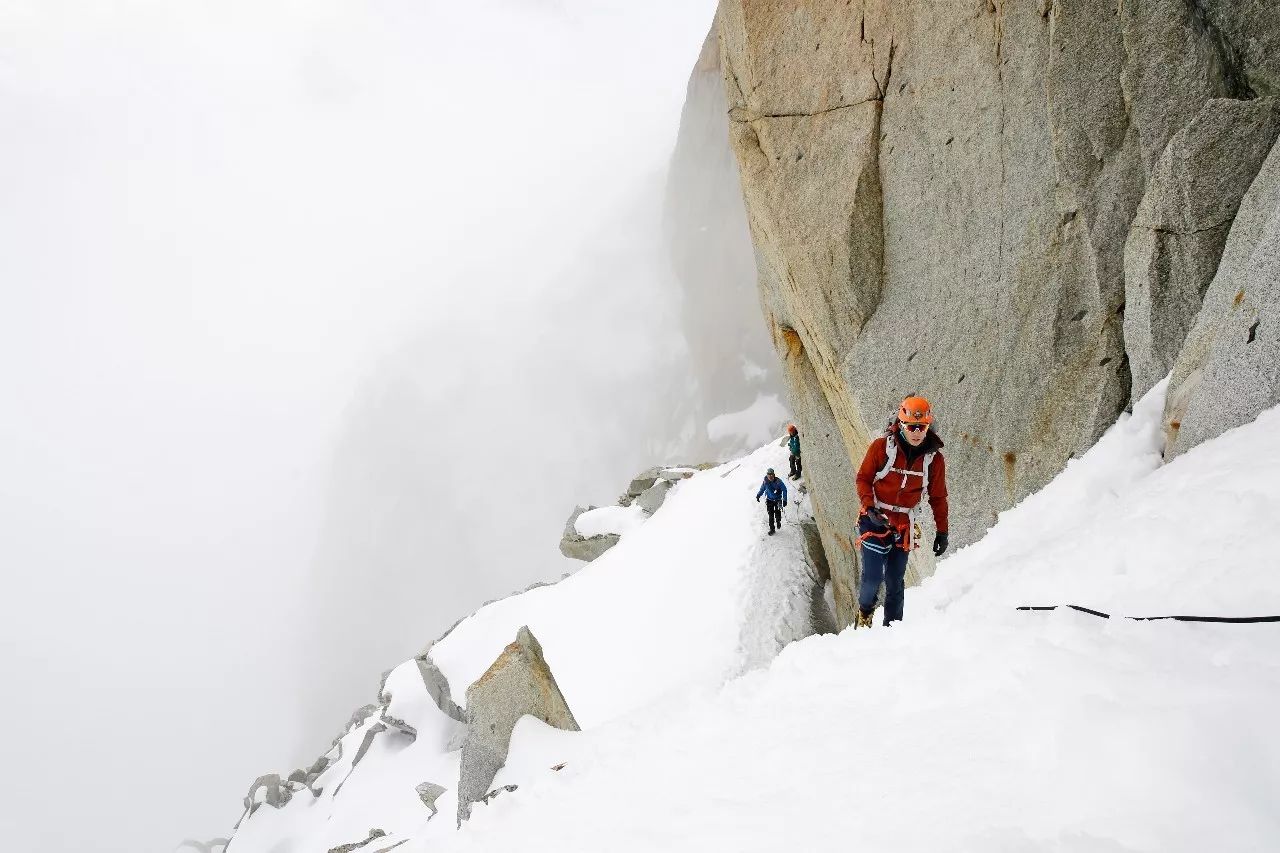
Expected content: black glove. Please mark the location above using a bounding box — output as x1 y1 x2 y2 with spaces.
933 532 949 557
756 495 761 502
783 501 788 508
864 507 888 530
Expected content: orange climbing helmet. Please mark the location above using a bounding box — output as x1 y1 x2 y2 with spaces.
787 424 798 435
898 396 933 425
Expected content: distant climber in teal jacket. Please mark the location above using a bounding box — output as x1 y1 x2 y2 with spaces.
787 424 802 480
756 468 788 535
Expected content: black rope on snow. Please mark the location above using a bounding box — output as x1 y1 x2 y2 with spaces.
1016 605 1280 624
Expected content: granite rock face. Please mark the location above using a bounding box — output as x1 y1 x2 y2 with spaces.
1125 98 1280 399
414 655 465 722
1165 135 1280 457
716 0 1280 627
456 626 579 823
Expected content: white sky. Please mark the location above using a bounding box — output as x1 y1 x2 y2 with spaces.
0 1 717 850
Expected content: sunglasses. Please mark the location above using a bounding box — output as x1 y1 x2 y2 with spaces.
902 422 929 432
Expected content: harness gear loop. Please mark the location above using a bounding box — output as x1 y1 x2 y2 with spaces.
854 528 893 547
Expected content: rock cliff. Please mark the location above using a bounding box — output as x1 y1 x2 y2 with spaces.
716 0 1280 627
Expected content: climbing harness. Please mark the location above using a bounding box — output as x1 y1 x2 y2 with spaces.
854 526 898 549
870 426 936 549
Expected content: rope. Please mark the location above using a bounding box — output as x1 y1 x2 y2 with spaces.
1016 605 1280 624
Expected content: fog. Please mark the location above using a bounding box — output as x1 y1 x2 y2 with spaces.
0 2 718 850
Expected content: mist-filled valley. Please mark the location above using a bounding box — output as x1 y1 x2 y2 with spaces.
0 2 783 850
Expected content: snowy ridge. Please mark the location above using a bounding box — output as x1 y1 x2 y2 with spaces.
927 379 1280 617
227 441 825 852
427 441 823 726
229 385 1280 852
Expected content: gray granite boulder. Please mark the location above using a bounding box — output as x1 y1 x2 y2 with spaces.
558 505 620 562
327 829 386 853
635 480 673 514
1165 135 1280 457
1125 98 1280 399
243 774 290 816
414 654 464 721
415 782 447 818
456 626 579 824
625 468 661 500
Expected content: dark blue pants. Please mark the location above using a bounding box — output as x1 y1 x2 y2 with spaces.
858 517 909 624
765 499 783 532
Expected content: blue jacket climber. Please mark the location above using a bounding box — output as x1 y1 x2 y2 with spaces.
756 469 788 535
756 471 788 503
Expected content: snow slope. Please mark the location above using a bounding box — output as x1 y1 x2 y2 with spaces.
928 379 1279 616
429 382 1280 853
227 440 823 852
230 384 1280 852
427 442 822 728
445 608 1279 852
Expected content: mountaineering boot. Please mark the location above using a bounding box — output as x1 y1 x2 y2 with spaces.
854 609 875 629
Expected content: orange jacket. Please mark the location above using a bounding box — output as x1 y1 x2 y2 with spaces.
856 430 949 537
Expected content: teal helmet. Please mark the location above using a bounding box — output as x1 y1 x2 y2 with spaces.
766 468 776 475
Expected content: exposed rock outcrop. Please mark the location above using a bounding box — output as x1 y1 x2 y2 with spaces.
327 828 386 853
716 0 1280 627
635 479 673 513
414 782 447 818
456 626 580 823
1165 135 1280 456
622 468 661 505
414 654 464 721
1125 98 1280 399
562 467 703 561
232 651 465 840
559 506 621 562
240 774 292 819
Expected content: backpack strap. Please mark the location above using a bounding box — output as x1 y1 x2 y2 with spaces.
873 432 897 483
871 434 938 520
920 451 936 499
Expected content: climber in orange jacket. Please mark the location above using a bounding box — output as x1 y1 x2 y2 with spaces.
853 396 949 628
